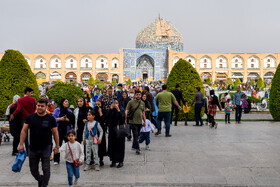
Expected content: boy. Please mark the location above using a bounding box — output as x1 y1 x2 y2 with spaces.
224 100 232 124
139 119 155 150
183 100 191 126
59 130 84 187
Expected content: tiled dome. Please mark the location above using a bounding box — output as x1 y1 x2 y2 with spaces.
136 17 184 51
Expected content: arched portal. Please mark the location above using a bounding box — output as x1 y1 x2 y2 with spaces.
112 74 119 83
200 72 212 82
36 72 46 84
96 73 108 81
136 55 154 80
264 72 274 84
80 72 92 82
216 73 228 83
65 72 77 82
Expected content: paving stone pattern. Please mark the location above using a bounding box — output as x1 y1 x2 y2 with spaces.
1 121 280 186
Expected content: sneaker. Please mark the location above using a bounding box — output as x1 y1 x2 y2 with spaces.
95 165 100 171
83 165 91 171
146 145 151 151
165 134 172 137
214 122 218 129
136 149 141 154
53 162 59 165
74 178 78 185
155 131 161 135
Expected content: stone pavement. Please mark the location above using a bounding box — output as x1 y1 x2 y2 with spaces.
1 121 280 187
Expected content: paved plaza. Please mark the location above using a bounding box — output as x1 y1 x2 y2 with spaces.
1 120 280 186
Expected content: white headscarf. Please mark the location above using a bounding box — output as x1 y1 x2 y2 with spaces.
5 95 20 116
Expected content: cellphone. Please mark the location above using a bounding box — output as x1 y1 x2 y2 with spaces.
112 100 116 105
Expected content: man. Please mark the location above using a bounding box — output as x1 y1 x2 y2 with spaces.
233 85 245 123
114 84 124 101
125 90 146 154
171 84 184 126
155 85 181 137
18 99 59 187
191 87 205 126
10 87 37 154
143 86 155 112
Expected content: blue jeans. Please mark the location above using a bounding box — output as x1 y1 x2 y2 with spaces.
139 132 150 145
157 112 171 135
66 161 80 185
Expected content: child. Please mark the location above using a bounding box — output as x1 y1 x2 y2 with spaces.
183 100 191 126
59 130 84 187
139 119 155 150
83 110 103 171
224 100 232 124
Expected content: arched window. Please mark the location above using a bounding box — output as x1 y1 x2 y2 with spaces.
184 56 196 68
96 56 108 69
248 56 260 69
200 56 211 69
35 56 46 69
112 58 119 69
81 56 92 69
50 56 61 69
65 56 77 69
216 56 228 68
264 55 275 68
232 55 243 69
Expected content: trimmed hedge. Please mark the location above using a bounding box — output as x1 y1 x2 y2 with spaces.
47 82 84 108
0 49 39 116
269 64 280 120
166 58 204 121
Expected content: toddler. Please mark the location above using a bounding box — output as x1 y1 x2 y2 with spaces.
224 100 232 124
183 100 191 126
139 119 155 150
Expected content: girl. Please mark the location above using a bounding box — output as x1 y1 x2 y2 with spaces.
83 110 103 171
208 90 222 129
59 130 84 187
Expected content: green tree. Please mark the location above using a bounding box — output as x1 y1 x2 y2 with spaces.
0 49 40 115
250 80 256 86
126 78 132 86
269 64 280 120
257 77 265 90
112 79 117 86
166 59 204 121
225 77 233 86
234 78 242 86
205 77 211 85
47 82 84 108
87 76 95 86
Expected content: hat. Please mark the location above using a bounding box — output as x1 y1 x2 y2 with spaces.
226 90 230 93
69 105 75 109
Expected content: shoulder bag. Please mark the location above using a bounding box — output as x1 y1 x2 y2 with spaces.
67 142 82 167
127 101 141 120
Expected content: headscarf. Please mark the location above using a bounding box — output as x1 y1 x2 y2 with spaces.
13 95 20 103
5 95 20 116
59 98 69 117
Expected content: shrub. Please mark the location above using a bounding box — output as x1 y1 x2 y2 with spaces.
126 78 132 86
225 78 233 86
269 64 280 120
257 78 265 90
112 79 117 86
234 78 241 87
47 82 84 108
166 58 204 121
87 77 94 86
0 49 40 116
205 77 211 85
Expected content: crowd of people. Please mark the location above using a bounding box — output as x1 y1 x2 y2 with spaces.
4 82 248 187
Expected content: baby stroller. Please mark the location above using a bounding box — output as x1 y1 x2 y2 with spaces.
0 119 10 145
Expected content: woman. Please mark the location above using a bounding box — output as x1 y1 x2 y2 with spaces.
208 90 222 129
94 99 107 166
119 92 131 112
107 100 125 168
53 98 75 164
74 97 90 143
142 94 151 121
6 95 21 156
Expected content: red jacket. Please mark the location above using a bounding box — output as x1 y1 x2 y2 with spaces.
13 96 36 120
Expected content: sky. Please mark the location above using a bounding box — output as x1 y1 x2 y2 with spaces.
0 0 279 54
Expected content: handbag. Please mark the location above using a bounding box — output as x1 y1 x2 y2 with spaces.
12 150 27 172
127 101 141 120
67 142 81 167
115 124 130 138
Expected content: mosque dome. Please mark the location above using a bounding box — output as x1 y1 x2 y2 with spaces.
136 16 184 51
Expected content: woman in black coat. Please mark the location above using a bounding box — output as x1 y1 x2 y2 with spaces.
107 99 125 168
94 99 107 166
